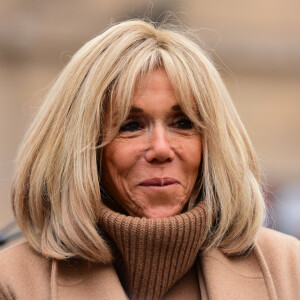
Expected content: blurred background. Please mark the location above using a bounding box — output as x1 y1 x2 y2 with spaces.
1 0 299 249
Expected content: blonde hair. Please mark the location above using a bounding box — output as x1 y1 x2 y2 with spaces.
12 20 265 262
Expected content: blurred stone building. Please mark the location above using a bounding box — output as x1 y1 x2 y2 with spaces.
1 0 299 248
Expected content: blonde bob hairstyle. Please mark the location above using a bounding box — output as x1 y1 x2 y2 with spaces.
12 19 265 263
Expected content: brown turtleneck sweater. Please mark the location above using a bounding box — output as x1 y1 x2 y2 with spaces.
98 201 208 300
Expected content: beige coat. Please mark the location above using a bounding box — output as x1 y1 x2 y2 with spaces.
0 228 299 300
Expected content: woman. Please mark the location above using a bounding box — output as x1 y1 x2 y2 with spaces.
0 20 299 300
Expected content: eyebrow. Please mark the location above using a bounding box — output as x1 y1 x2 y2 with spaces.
129 105 182 113
130 106 143 113
171 105 181 111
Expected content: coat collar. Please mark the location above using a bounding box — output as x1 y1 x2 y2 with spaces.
51 245 274 300
198 246 276 300
50 259 128 300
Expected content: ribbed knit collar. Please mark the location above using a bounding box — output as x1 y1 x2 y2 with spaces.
98 201 208 300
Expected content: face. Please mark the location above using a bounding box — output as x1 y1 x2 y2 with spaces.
102 69 202 218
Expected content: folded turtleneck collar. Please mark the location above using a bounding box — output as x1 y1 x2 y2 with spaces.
98 201 208 300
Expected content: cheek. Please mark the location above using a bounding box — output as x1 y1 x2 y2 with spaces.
102 140 141 180
182 137 202 171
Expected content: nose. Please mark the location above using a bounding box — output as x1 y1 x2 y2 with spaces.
144 125 175 163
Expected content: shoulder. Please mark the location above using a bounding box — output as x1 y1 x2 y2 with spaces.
201 227 300 277
0 241 51 299
0 240 50 272
256 227 300 261
254 227 300 298
200 228 300 299
257 226 300 245
255 227 300 274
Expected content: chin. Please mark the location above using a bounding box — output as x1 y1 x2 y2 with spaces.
139 204 184 218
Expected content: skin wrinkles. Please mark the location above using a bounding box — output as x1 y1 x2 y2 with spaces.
102 69 202 218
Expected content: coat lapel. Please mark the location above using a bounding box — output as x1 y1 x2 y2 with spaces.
198 247 274 300
51 259 128 300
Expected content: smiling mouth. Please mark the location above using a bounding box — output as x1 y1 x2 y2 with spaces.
139 178 180 187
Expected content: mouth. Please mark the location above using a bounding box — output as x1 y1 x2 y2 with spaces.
139 177 180 187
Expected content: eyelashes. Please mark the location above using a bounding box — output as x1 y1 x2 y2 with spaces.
120 118 145 132
119 116 194 133
171 118 194 130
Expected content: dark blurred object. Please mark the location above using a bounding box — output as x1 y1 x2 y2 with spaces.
0 220 22 246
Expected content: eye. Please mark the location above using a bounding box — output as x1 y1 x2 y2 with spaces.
120 118 145 132
173 117 194 130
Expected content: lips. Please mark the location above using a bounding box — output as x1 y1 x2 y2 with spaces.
139 178 180 187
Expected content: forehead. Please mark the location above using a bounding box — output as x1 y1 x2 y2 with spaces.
130 69 197 115
131 69 179 110
135 69 173 93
